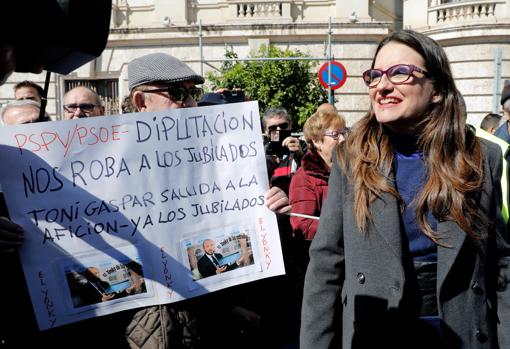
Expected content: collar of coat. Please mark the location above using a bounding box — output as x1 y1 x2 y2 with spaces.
301 149 330 180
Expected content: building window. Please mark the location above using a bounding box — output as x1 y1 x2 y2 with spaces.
64 79 119 116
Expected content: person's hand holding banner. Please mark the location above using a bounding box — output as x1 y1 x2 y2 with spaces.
265 186 291 214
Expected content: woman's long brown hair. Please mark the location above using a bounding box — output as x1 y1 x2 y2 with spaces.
339 30 484 242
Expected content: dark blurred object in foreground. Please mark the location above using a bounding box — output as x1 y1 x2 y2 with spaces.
0 0 111 81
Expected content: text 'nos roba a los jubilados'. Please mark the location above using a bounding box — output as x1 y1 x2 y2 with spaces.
19 112 260 198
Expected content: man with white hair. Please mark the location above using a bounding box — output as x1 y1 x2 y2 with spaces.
1 99 40 125
0 99 51 125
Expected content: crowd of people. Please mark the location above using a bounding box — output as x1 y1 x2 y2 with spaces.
0 29 509 349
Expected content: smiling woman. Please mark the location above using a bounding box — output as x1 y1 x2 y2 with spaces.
300 30 510 349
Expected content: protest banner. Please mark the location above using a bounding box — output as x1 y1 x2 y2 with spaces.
0 101 284 330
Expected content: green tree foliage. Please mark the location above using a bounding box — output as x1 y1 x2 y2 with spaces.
207 45 328 128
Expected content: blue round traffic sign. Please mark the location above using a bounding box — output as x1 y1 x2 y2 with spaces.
318 61 347 90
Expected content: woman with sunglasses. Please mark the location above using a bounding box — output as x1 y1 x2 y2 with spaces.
289 109 346 271
301 30 510 349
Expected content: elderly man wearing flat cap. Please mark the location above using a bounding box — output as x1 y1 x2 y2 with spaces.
124 53 204 348
127 53 290 214
124 53 291 348
129 52 204 111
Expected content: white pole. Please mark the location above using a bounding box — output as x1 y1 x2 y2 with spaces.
286 212 320 220
199 19 204 77
328 16 332 104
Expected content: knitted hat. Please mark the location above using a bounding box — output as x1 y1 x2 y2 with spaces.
501 80 510 106
128 53 204 91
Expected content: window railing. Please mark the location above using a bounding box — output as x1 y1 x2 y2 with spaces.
429 0 500 24
234 1 283 18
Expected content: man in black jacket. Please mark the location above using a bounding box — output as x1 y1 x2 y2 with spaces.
197 239 240 278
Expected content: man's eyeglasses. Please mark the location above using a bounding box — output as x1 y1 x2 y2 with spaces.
143 86 203 102
63 103 99 113
323 128 349 140
267 122 290 132
362 64 429 88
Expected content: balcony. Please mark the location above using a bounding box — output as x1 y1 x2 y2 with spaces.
224 0 293 23
235 1 283 18
428 0 502 26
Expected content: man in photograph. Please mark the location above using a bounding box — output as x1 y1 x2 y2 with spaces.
197 239 245 278
78 267 116 306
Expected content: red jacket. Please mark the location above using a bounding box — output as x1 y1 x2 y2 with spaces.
289 150 330 240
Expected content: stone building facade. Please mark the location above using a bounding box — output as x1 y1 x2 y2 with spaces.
1 0 509 127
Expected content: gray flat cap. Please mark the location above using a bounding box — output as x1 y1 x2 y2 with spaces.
128 53 204 91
